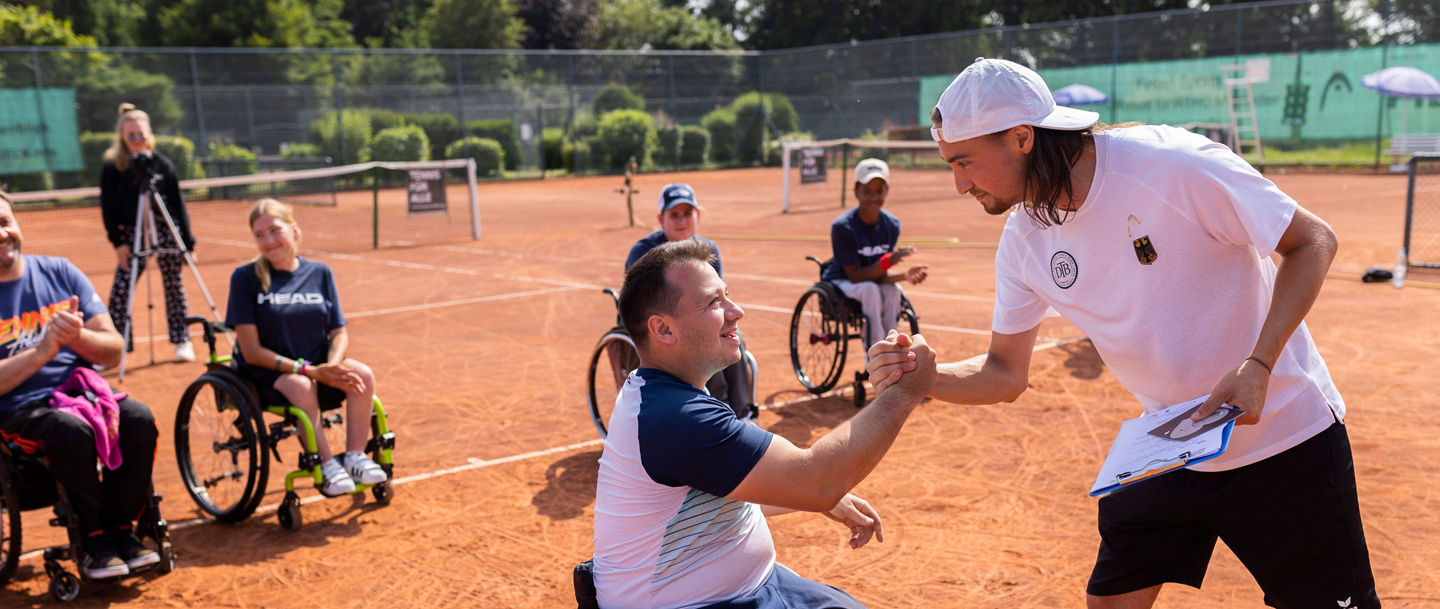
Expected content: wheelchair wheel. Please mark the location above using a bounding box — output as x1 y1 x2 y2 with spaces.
0 459 21 584
588 329 638 438
899 295 921 335
790 286 848 394
50 569 79 602
175 371 270 523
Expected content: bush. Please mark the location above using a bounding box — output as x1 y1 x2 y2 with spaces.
701 108 737 164
566 139 594 174
596 110 657 171
573 114 600 140
444 136 504 177
465 119 521 170
371 125 431 162
681 125 709 166
542 127 566 172
309 110 372 165
0 171 52 193
280 142 323 159
362 108 405 133
730 92 798 165
207 141 259 175
155 135 203 180
402 112 461 161
75 66 185 134
593 83 645 117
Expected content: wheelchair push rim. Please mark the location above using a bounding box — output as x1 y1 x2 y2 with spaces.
0 455 22 585
175 372 269 523
790 286 848 394
588 329 638 438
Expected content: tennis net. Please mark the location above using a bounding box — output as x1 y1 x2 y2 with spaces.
779 138 946 213
7 159 480 276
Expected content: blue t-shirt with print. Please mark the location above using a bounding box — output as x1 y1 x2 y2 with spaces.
0 256 109 412
625 232 724 278
824 207 900 282
225 258 346 370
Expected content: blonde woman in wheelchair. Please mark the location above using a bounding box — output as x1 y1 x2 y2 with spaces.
224 198 386 495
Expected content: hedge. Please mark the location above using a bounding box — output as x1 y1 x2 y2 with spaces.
309 110 372 165
445 137 504 177
596 110 657 170
371 125 431 162
593 83 645 117
701 108 737 164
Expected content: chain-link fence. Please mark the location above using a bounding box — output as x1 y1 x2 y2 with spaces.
3 0 1438 191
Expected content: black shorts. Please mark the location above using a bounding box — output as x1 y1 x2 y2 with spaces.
235 364 347 411
1087 421 1379 608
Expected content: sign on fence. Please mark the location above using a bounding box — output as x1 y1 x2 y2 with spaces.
407 169 448 215
0 89 82 175
799 147 827 184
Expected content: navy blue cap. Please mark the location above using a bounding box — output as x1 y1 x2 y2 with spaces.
658 183 700 212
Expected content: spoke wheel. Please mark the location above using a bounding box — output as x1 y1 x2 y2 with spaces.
0 458 21 584
588 330 638 438
790 286 847 393
175 372 268 523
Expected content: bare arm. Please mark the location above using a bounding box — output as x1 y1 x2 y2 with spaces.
69 312 125 368
867 325 1040 405
841 245 919 283
1192 206 1338 424
0 297 123 393
326 327 348 363
727 335 937 512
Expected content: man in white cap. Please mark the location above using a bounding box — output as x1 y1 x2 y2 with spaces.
824 158 928 351
624 183 755 420
867 58 1379 608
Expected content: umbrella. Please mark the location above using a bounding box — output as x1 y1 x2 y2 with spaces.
1362 66 1440 138
1052 84 1108 106
1361 66 1440 99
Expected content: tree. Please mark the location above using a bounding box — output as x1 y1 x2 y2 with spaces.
423 0 525 49
156 0 355 48
340 0 432 48
11 0 150 46
745 0 988 50
517 0 599 49
591 0 739 51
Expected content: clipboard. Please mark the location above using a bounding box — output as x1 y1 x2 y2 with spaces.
1089 395 1242 497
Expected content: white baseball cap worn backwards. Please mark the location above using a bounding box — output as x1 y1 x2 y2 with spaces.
931 57 1099 143
854 158 889 185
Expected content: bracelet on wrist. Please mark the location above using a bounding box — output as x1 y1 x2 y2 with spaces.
292 358 304 375
879 252 894 271
1245 356 1273 374
275 355 284 372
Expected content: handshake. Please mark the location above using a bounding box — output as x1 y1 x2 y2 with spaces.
864 329 938 400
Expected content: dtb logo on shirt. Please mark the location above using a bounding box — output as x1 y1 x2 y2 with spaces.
257 292 324 305
857 245 891 256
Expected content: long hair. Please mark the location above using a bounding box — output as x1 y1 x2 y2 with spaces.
1022 127 1090 227
248 198 299 293
103 103 154 172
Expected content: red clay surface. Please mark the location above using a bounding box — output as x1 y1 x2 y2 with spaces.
5 166 1439 608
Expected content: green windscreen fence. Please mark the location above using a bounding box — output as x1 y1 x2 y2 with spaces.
919 43 1440 143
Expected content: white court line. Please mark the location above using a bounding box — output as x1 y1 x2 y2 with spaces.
19 335 1090 562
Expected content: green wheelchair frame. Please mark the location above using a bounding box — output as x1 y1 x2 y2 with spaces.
174 316 395 531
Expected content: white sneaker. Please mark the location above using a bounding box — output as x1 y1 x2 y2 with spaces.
174 341 196 362
343 451 388 485
319 458 356 496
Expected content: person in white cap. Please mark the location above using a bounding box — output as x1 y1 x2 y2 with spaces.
622 183 755 420
867 58 1379 608
824 158 929 352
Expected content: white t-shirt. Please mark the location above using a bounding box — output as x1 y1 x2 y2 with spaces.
593 368 776 609
991 124 1345 471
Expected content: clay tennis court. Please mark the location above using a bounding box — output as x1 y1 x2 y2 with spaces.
5 165 1439 608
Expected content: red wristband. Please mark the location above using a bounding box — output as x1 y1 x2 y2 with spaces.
879 252 894 271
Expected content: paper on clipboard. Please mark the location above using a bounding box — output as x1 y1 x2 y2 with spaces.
1089 395 1242 497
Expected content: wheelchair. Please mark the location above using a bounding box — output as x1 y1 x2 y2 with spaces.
586 288 758 438
173 316 395 531
0 432 175 602
789 256 919 407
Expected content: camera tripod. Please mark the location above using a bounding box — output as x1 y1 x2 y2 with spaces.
116 164 226 381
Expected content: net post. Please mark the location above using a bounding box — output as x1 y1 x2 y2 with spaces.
467 158 481 240
840 142 851 208
781 141 793 213
372 166 380 250
1404 154 1419 258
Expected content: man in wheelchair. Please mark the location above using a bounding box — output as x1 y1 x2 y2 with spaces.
590 240 937 608
825 159 928 353
0 191 160 580
624 182 755 420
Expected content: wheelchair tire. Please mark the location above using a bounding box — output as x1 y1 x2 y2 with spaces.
50 569 79 602
588 329 638 438
899 294 921 335
278 494 301 531
175 371 270 523
372 480 394 504
790 286 848 394
0 456 22 584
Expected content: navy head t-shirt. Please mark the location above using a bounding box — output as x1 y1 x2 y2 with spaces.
225 258 346 369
